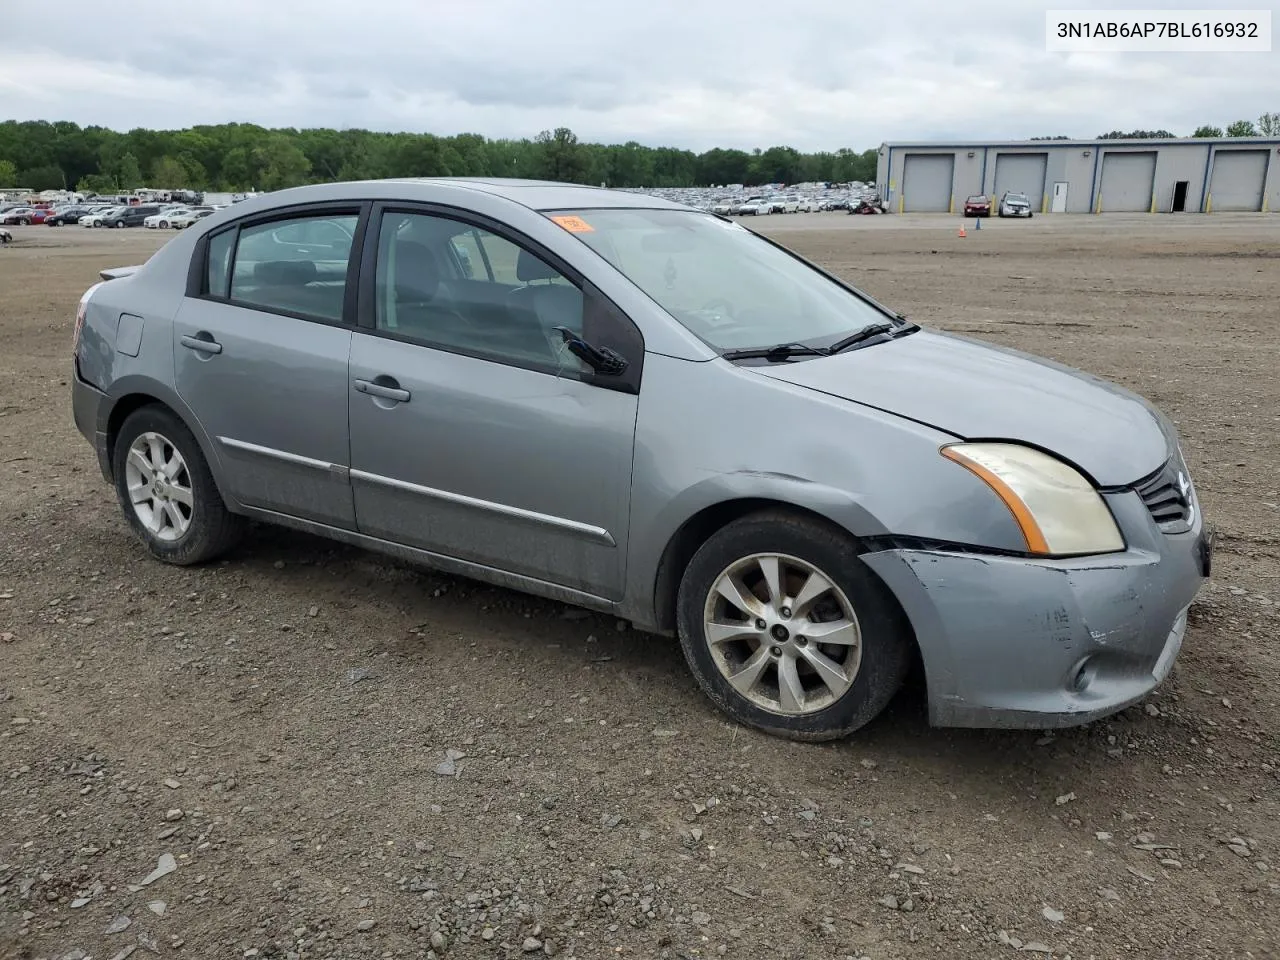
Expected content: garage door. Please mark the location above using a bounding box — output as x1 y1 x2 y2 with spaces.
994 153 1048 210
1098 152 1157 212
1209 149 1268 212
902 154 955 212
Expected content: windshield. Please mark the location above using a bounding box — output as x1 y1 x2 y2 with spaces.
548 208 893 352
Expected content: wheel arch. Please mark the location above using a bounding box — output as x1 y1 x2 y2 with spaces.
101 381 236 507
648 497 917 648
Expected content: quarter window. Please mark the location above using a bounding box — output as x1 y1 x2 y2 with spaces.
206 229 234 298
373 212 587 374
226 213 358 322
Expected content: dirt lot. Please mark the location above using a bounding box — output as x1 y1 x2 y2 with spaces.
1 214 1278 960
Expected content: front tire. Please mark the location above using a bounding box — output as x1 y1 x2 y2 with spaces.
675 510 912 741
112 406 244 565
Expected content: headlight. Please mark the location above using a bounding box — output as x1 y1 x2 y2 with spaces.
941 442 1125 556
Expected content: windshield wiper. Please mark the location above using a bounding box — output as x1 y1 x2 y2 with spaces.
827 322 895 353
721 342 831 362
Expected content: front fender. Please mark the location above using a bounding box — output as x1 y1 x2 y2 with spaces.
616 468 891 630
618 353 1034 632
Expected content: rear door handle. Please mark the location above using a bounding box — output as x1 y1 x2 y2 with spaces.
354 378 411 403
180 333 222 354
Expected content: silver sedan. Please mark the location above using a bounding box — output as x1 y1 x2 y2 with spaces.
70 177 1211 740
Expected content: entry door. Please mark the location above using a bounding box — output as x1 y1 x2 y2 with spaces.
1051 181 1069 213
347 209 641 600
172 208 363 529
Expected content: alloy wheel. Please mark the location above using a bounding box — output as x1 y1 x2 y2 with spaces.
702 552 863 716
124 432 194 542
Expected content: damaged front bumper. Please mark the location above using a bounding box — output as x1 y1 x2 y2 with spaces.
862 490 1210 729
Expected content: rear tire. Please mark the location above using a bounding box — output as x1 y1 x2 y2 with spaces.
675 510 912 741
111 406 244 565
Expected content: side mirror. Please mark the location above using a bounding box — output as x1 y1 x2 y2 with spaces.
553 326 629 376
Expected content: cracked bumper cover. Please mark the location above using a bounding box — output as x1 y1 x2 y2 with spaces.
862 491 1209 729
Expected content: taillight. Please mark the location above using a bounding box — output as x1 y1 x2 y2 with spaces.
74 283 101 351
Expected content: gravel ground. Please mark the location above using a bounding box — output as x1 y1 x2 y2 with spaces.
1 214 1277 960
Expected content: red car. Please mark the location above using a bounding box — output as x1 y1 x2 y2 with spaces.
963 195 992 217
0 207 49 225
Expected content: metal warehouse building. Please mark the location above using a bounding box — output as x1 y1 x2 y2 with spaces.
876 137 1280 214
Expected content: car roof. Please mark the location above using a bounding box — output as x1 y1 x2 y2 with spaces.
246 177 696 213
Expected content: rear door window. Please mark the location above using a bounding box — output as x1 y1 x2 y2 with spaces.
224 213 359 323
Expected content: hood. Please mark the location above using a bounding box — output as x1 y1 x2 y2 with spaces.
756 329 1171 487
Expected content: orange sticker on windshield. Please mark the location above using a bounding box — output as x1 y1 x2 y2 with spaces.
550 214 595 233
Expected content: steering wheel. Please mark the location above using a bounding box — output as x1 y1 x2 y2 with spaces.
701 297 737 318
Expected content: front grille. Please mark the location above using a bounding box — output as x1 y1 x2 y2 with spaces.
1134 456 1195 532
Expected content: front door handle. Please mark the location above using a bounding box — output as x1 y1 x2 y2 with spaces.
354 378 411 403
180 333 222 354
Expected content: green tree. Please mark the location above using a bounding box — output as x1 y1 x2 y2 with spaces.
108 151 143 188
1257 112 1280 136
606 141 655 187
254 135 311 190
20 164 66 190
77 173 118 194
0 158 17 184
1192 125 1223 137
1225 119 1258 137
535 127 588 182
151 155 188 188
1098 129 1176 139
753 145 803 184
219 147 256 189
0 117 908 192
696 147 750 185
382 133 456 178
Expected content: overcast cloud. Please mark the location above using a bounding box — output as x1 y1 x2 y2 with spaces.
1 0 1275 150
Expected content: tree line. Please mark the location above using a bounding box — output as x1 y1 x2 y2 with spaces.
0 121 880 194
1037 112 1279 140
5 113 1275 196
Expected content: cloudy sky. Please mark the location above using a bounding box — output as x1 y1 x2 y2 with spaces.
1 0 1274 150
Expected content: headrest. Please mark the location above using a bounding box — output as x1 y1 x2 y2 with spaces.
516 248 560 282
254 259 317 285
393 241 441 301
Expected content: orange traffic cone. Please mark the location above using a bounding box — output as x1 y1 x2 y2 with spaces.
958 224 966 237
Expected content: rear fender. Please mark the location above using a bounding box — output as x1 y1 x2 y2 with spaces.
98 375 237 508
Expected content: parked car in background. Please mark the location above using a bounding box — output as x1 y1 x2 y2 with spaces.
1 207 48 225
144 208 192 229
735 197 770 215
70 177 1211 743
794 197 820 213
710 199 736 216
998 192 1033 218
101 205 162 228
963 195 992 217
46 206 95 226
168 209 216 229
81 207 126 227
